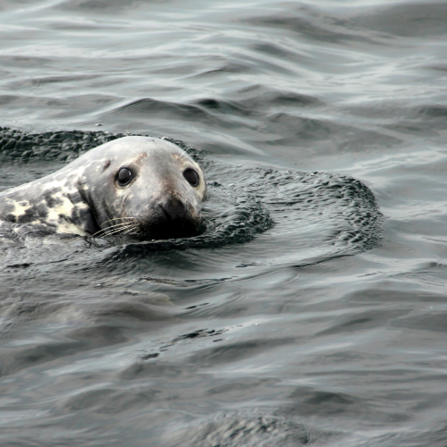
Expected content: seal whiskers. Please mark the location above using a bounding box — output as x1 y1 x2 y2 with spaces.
93 220 139 238
94 225 136 238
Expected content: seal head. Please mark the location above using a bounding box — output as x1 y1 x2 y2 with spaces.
0 136 207 240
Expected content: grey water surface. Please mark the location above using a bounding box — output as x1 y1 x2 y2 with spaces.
1 1 447 446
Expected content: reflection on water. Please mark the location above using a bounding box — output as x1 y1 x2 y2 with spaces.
1 0 447 446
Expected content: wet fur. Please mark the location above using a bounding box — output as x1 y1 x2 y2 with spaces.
0 136 206 240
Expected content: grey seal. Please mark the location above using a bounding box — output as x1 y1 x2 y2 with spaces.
0 136 207 240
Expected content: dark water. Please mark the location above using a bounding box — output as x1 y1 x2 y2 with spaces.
1 1 447 446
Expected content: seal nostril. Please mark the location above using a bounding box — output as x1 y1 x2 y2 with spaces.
159 198 187 221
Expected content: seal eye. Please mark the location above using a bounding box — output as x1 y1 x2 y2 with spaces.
116 167 133 186
183 168 199 187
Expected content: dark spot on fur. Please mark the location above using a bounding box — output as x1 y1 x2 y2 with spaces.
68 191 83 205
103 160 111 171
5 214 17 223
44 192 63 208
17 207 37 224
70 206 100 234
36 203 49 219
